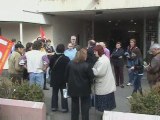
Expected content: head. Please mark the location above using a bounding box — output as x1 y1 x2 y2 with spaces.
32 40 43 50
26 42 33 52
99 42 106 48
150 43 160 55
56 44 65 54
130 38 136 48
70 35 77 45
17 41 22 44
116 42 122 49
74 48 87 63
88 40 96 48
11 38 16 43
94 45 104 57
67 43 74 50
15 43 24 54
46 39 51 46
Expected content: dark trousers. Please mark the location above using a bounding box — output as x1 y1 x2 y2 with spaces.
71 96 90 120
51 86 68 109
133 74 143 95
43 72 47 88
114 66 124 86
10 74 22 84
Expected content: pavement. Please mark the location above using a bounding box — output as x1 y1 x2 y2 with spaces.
44 67 150 120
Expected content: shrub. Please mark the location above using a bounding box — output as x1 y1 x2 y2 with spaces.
0 78 44 102
130 84 160 115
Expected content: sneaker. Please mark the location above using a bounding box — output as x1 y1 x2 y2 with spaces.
120 85 124 88
127 83 132 86
126 96 133 99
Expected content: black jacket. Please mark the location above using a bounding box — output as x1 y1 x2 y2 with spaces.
111 48 124 66
86 46 97 67
65 61 94 97
133 57 144 74
49 54 70 88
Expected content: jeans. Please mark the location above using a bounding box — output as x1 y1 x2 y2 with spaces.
127 60 134 83
133 74 143 94
51 86 68 110
29 72 44 89
71 96 90 120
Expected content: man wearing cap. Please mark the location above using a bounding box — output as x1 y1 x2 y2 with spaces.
144 43 160 88
8 43 24 84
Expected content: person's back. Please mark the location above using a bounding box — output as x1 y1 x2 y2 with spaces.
50 54 70 87
66 61 93 96
65 48 94 120
86 40 97 67
25 50 46 73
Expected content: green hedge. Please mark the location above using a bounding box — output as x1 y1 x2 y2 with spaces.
0 78 44 102
130 84 160 115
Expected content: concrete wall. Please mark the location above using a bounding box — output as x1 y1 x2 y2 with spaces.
1 16 86 69
0 0 52 24
38 0 160 12
0 23 20 42
51 16 85 48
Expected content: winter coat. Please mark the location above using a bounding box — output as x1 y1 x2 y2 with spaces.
92 54 116 95
111 48 124 67
147 52 160 87
49 54 70 88
66 61 94 97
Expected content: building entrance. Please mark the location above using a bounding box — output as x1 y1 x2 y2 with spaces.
94 19 143 53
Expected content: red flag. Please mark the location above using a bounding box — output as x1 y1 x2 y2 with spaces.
0 36 13 74
40 26 46 39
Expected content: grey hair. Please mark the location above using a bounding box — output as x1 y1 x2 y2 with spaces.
150 43 160 49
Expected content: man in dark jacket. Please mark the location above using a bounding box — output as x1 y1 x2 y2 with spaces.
86 40 97 67
111 42 124 88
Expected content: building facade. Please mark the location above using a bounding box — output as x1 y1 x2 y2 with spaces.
1 0 160 69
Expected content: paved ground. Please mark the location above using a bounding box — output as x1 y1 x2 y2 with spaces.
44 67 150 120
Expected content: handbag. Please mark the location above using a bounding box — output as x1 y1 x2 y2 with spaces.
63 83 70 98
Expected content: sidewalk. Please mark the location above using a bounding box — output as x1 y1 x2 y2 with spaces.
44 68 150 120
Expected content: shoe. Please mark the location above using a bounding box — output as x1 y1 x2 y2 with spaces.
120 85 124 88
51 108 57 112
61 109 68 113
126 96 133 99
43 87 49 90
127 83 132 86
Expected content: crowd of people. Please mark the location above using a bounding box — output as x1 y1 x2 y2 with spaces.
8 36 160 120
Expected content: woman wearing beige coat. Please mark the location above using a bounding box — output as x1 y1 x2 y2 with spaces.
92 45 116 112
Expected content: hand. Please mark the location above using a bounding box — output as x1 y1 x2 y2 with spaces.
143 63 150 69
119 56 122 58
130 66 134 70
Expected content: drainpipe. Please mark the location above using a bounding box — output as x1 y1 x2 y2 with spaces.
20 23 23 44
143 17 146 58
158 8 160 44
92 20 94 39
